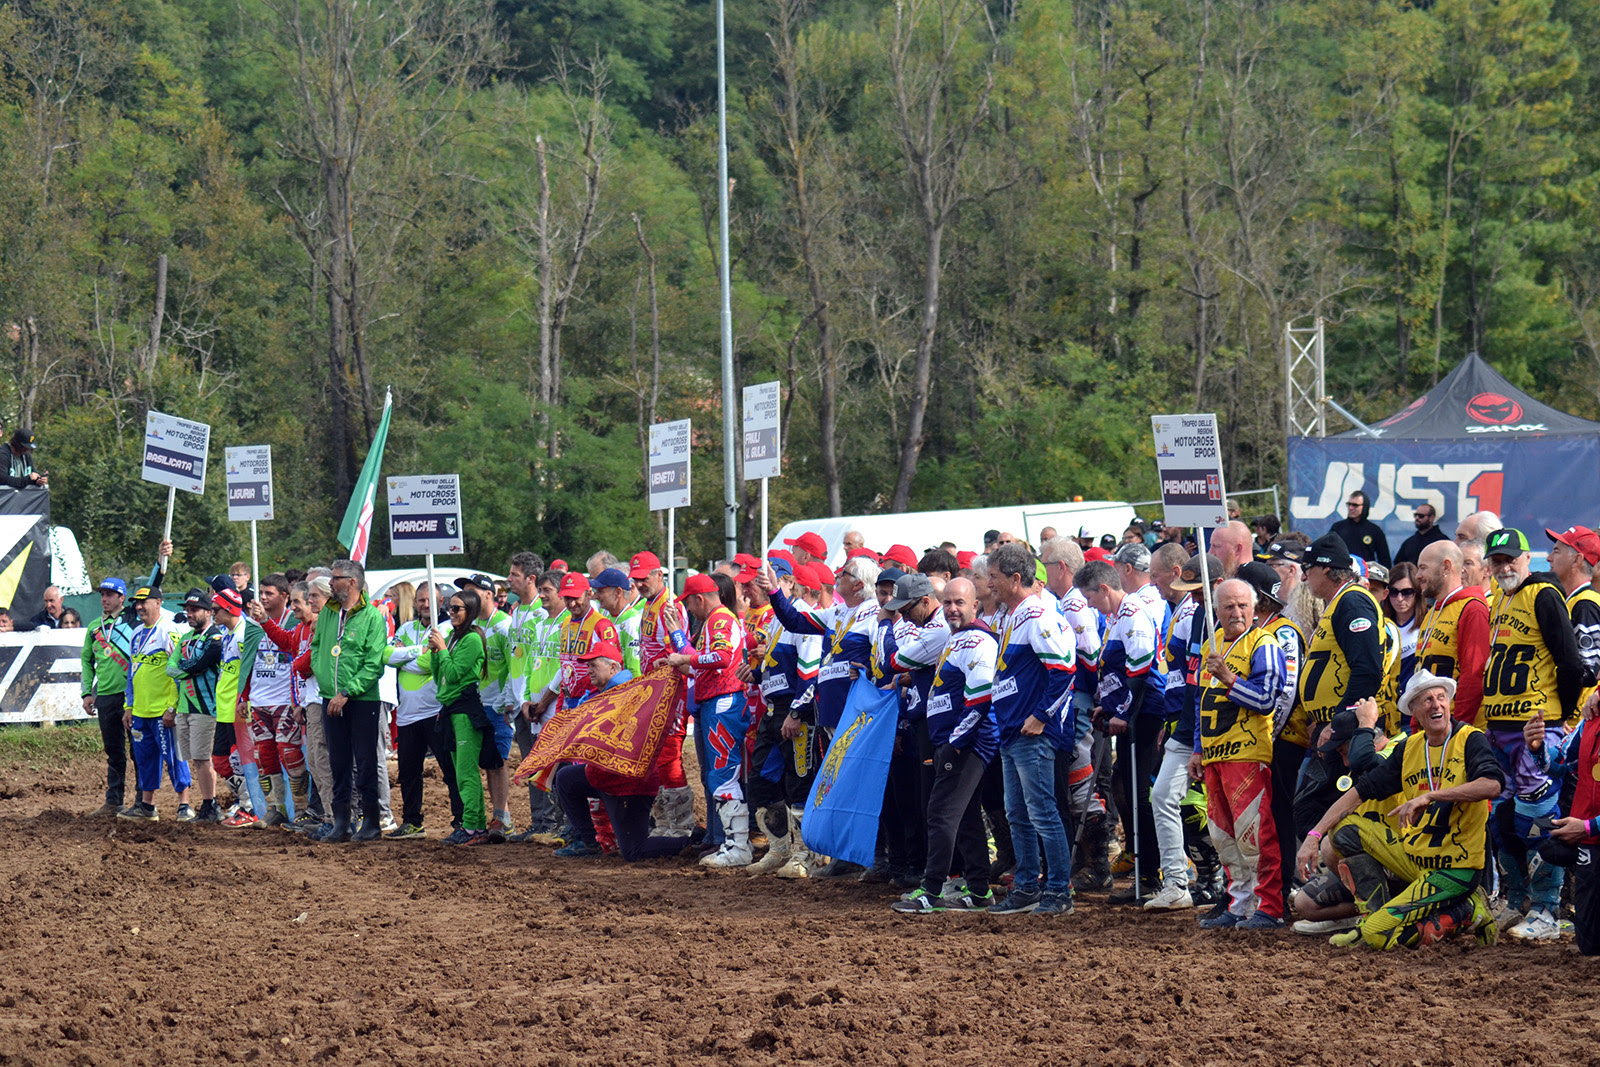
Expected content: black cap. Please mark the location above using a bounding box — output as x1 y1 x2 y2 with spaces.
182 587 210 610
1237 561 1284 607
983 529 1001 544
877 567 906 586
1099 534 1117 549
1318 709 1361 753
10 428 34 451
454 572 496 591
1306 533 1352 570
1172 554 1224 592
1263 540 1306 564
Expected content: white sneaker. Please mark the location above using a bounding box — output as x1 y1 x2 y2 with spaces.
1143 884 1195 910
1508 907 1561 942
1291 917 1360 936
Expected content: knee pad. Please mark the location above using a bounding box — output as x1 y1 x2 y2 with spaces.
255 739 282 775
278 743 306 777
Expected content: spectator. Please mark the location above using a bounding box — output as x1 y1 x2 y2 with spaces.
0 428 45 489
1330 490 1392 568
1395 503 1448 566
1381 563 1421 691
25 585 63 630
1209 521 1255 578
60 607 83 628
1455 510 1503 545
1252 514 1281 549
0 609 16 632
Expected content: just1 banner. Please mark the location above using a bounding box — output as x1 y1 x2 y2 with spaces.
1288 436 1600 549
513 666 686 788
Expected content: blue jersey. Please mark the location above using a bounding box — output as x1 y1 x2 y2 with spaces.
757 608 821 704
992 593 1075 749
889 608 950 723
928 622 999 762
768 590 877 731
1099 592 1165 720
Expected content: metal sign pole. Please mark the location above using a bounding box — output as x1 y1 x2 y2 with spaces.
761 477 769 555
426 552 438 633
667 508 676 595
162 487 176 567
250 520 259 597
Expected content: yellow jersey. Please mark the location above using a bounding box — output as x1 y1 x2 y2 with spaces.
1481 580 1562 727
1197 626 1279 765
1300 582 1384 724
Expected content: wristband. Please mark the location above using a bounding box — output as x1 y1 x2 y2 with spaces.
1306 829 1324 841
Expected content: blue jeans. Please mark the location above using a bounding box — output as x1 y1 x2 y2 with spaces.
1001 734 1072 896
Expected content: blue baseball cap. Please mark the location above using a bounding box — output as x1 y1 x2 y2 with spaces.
97 577 127 596
592 567 632 590
767 556 794 578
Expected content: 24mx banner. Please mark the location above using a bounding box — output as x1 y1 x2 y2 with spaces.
1288 436 1600 549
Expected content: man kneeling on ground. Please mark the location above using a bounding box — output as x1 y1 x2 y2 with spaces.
1296 671 1502 949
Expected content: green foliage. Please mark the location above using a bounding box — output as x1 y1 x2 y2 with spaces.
2 0 1598 594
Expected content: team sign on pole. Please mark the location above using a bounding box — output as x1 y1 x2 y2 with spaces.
224 446 274 521
141 411 211 494
742 381 781 480
1151 413 1228 528
648 419 691 510
386 475 465 556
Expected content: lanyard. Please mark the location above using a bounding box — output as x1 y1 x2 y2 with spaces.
1204 628 1252 685
1419 585 1465 656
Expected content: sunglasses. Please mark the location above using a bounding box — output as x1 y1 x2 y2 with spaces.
448 604 466 614
1390 588 1416 599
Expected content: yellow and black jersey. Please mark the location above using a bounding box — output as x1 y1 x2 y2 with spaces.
1566 583 1600 727
1352 721 1501 869
1300 582 1384 724
1197 626 1285 765
1482 576 1583 727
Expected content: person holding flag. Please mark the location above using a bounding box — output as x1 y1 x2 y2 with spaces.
310 559 390 843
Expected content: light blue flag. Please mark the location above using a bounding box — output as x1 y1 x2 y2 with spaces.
801 674 900 867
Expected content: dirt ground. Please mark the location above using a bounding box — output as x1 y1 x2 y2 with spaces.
2 734 1599 1067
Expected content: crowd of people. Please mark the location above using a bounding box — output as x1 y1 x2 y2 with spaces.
75 500 1600 952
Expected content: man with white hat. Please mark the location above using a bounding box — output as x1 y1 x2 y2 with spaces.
1296 671 1502 949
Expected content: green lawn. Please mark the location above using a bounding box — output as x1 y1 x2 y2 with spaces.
0 722 103 763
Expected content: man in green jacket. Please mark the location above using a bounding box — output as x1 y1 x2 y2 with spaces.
310 558 390 842
82 577 134 816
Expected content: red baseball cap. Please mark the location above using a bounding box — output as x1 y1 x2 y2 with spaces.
881 544 919 569
1084 547 1111 563
817 566 836 588
557 572 591 597
578 638 625 662
845 546 880 563
783 531 828 558
793 563 821 591
628 551 662 579
734 553 761 569
1548 525 1600 566
551 559 569 571
677 573 720 601
956 550 977 569
768 548 798 569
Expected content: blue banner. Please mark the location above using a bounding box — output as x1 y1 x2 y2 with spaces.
1288 436 1600 553
801 675 899 868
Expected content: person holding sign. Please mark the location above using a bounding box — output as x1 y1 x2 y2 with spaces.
1185 579 1289 930
119 588 189 821
429 587 491 846
309 560 390 843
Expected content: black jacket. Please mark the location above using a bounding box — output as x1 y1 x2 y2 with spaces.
1395 524 1448 567
1330 495 1392 568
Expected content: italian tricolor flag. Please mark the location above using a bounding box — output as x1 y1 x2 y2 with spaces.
337 388 393 565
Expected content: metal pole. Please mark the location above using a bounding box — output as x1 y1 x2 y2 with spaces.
1130 730 1141 901
715 0 737 563
1272 485 1281 521
250 520 259 599
667 508 676 595
426 552 438 635
761 477 769 555
162 487 176 567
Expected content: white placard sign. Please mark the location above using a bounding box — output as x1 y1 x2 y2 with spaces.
386 474 465 556
1151 413 1228 528
648 419 691 510
742 381 781 480
225 445 274 521
141 411 211 494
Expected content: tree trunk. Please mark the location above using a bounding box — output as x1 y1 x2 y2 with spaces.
890 220 944 512
142 253 167 390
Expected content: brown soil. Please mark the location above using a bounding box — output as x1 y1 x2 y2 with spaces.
2 745 1597 1067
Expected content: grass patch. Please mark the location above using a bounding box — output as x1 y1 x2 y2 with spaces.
0 721 104 763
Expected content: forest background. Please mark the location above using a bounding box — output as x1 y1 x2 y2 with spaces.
5 0 1598 579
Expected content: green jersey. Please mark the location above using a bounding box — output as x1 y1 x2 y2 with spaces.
507 603 541 708
609 596 646 677
531 608 568 703
82 615 134 699
480 608 512 711
389 619 441 725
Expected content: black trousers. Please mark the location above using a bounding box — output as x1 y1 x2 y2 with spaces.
1111 714 1163 884
883 719 932 876
397 717 457 828
921 745 991 896
1539 838 1600 955
95 694 130 805
1271 737 1307 888
980 755 1013 864
747 695 820 836
326 699 380 819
